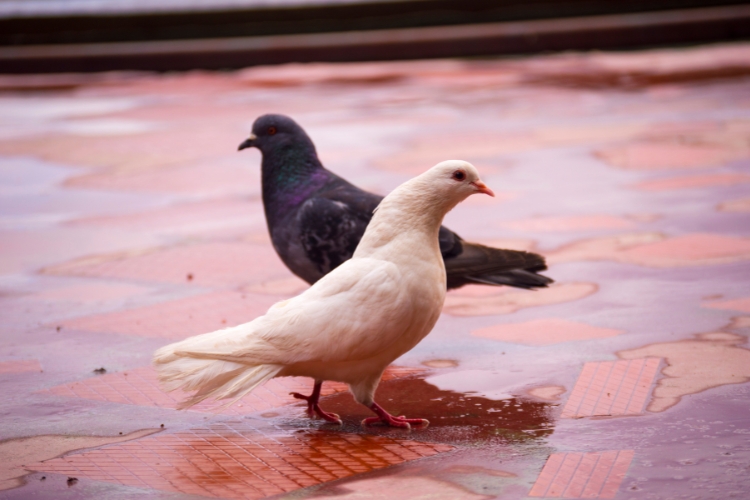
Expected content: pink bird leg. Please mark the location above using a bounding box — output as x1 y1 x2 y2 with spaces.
291 380 342 425
362 402 430 429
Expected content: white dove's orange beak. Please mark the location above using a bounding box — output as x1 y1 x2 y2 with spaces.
471 180 495 197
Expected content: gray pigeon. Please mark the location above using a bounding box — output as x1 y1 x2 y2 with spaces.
239 114 552 290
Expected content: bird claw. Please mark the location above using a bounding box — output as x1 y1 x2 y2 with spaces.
317 411 343 425
361 415 429 430
365 402 429 429
290 391 341 424
361 417 410 430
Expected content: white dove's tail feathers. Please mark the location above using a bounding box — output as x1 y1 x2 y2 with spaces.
153 341 282 410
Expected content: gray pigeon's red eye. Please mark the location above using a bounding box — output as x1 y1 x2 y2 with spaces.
452 170 466 181
268 126 277 135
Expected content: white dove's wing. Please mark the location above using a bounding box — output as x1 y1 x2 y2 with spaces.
175 258 420 366
269 257 424 362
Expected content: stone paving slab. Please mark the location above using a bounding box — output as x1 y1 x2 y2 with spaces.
58 291 283 339
0 359 43 374
30 422 454 500
43 242 288 288
1 43 750 499
38 365 425 416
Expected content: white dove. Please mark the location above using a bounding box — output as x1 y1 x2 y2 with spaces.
153 160 494 428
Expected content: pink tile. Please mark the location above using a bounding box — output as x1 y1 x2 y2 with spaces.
548 233 750 268
471 318 622 346
530 450 634 498
703 296 750 313
43 242 289 288
444 283 597 317
547 453 583 497
635 173 750 191
625 358 661 415
60 291 281 339
718 198 750 212
596 142 739 170
528 453 565 497
501 215 635 232
69 199 265 236
581 451 618 498
600 450 636 499
561 359 662 418
0 359 42 374
563 452 600 498
620 234 750 266
34 282 152 302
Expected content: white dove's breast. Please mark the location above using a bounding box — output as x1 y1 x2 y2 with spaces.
279 247 445 383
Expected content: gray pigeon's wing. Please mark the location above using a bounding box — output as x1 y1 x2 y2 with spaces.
296 195 374 276
437 225 552 289
438 225 464 259
444 240 552 289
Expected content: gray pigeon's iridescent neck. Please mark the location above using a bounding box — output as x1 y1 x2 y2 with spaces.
261 143 331 222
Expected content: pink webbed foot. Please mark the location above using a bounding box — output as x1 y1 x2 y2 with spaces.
290 381 342 425
361 402 429 430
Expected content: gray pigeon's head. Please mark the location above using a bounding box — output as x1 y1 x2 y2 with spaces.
238 114 315 155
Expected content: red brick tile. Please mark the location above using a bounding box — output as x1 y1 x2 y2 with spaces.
581 451 619 498
38 365 424 416
530 450 634 498
29 422 454 499
548 453 583 496
563 452 600 498
561 359 662 418
599 450 636 499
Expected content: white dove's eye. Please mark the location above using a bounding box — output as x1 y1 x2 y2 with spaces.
451 170 466 181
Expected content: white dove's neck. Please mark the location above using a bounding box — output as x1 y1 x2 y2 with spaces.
354 180 457 260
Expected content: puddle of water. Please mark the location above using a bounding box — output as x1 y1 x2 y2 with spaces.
425 369 533 401
0 157 163 230
292 376 556 445
309 475 491 500
0 96 146 140
56 118 160 137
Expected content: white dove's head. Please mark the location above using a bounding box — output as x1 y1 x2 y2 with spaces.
422 160 495 203
358 160 494 254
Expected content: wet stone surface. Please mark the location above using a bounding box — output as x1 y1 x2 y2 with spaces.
1 42 750 499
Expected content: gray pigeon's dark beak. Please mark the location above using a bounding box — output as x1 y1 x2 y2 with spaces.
238 133 257 151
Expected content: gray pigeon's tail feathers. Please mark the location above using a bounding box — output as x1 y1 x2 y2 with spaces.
465 268 554 289
444 242 553 290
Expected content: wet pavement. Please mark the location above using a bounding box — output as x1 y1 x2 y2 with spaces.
1 42 750 499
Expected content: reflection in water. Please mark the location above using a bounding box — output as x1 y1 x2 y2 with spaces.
293 376 556 444
36 420 454 500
